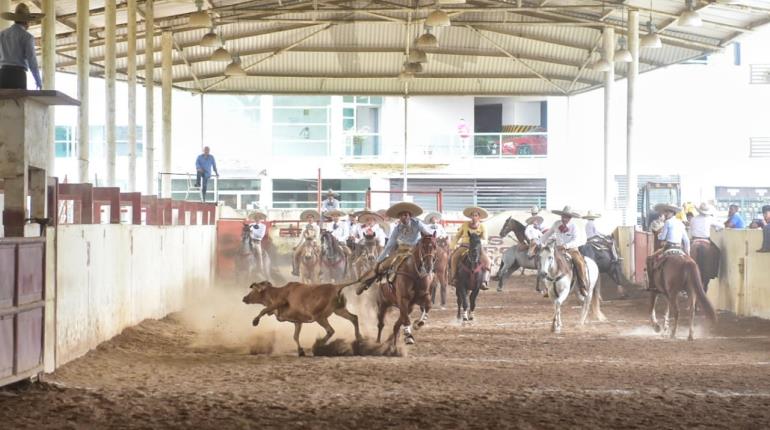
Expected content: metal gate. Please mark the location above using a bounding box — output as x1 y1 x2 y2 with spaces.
0 238 46 387
633 231 653 284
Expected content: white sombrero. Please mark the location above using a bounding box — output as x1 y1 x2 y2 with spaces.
424 212 442 223
462 206 489 219
299 209 320 220
250 210 267 221
1 4 44 22
654 203 680 214
696 202 714 215
582 210 601 220
530 205 540 215
386 201 423 218
552 206 580 218
356 210 382 224
324 209 345 218
526 215 543 225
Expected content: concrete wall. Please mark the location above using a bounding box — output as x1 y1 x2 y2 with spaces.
707 229 770 319
54 224 215 366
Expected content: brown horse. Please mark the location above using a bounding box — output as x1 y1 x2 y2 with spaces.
648 252 717 340
690 239 720 293
299 243 320 284
352 232 382 280
374 234 437 346
430 237 451 308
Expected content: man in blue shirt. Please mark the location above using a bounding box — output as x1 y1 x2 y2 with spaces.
0 3 44 89
195 146 219 202
724 204 746 229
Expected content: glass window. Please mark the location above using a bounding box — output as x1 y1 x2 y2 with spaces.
274 96 331 106
272 96 331 156
342 97 381 157
273 108 328 124
203 94 261 163
272 178 369 209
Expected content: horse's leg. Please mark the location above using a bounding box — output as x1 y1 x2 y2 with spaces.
591 276 607 322
376 304 386 343
551 300 560 333
431 278 437 305
293 323 305 357
650 292 661 333
316 317 335 345
469 285 480 320
496 260 507 292
334 306 363 342
688 287 697 341
456 286 463 321
440 274 447 307
579 288 592 326
669 294 680 339
460 285 470 322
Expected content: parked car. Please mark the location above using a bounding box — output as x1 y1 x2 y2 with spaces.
501 134 547 155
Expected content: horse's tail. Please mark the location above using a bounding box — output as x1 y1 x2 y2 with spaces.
685 260 717 324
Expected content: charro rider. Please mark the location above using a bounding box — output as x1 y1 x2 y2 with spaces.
356 201 432 294
646 203 690 291
424 211 449 239
524 213 544 256
324 209 352 259
291 209 321 277
539 206 590 295
355 210 386 247
449 206 492 291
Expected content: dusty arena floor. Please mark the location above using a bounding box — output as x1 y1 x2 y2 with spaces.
2 275 770 429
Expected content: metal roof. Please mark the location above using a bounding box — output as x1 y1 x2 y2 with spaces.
21 0 770 95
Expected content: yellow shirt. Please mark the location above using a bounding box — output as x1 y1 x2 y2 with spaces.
452 222 487 248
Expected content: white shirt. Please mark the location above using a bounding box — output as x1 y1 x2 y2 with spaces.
525 224 543 242
321 198 340 212
689 214 722 239
348 222 361 239
249 222 266 241
425 222 448 239
585 220 599 239
295 223 320 247
658 217 690 252
326 220 349 243
540 219 583 249
356 223 386 247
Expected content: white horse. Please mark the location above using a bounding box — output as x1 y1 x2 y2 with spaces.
537 242 606 333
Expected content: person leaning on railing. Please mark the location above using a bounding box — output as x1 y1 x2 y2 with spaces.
195 146 219 202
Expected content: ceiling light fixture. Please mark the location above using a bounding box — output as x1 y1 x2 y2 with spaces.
590 58 612 72
614 36 632 63
225 56 246 76
408 49 428 63
188 0 212 28
641 0 662 49
416 31 438 49
210 46 231 62
200 27 219 47
678 0 702 27
425 9 451 27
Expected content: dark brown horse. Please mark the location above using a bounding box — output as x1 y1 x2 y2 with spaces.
374 233 437 346
648 252 717 340
430 237 451 308
320 231 348 283
690 239 720 293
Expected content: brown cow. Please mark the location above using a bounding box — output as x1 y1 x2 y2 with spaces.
242 280 362 356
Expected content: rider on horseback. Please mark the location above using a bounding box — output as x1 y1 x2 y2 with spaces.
646 203 691 291
356 202 432 294
689 203 722 241
539 206 590 296
424 212 449 239
291 209 321 277
325 209 352 260
525 214 544 257
450 206 492 291
582 210 619 262
354 211 386 246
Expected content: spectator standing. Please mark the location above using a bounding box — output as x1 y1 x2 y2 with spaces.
195 146 219 202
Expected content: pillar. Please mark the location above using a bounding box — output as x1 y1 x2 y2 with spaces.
127 0 137 191
77 0 89 183
602 27 614 211
105 0 117 186
161 31 172 198
144 0 155 195
42 0 56 174
626 10 639 226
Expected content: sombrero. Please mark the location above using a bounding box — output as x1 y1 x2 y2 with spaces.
357 210 382 224
654 203 680 214
249 210 267 221
376 209 390 220
1 3 44 22
462 206 489 219
299 209 320 220
324 209 345 218
582 210 601 220
525 215 543 225
424 211 442 223
552 206 580 218
386 201 423 218
695 202 714 215
530 205 540 215
326 189 336 196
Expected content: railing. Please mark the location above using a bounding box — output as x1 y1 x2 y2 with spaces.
473 132 548 158
158 172 219 202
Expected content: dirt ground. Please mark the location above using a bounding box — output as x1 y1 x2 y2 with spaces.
2 275 770 429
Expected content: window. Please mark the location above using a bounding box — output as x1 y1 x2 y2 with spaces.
55 126 75 158
343 96 382 157
116 126 144 157
272 178 369 209
56 125 145 159
272 96 331 156
202 94 261 160
473 99 548 157
170 178 260 209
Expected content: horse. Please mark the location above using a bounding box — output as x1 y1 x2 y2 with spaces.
579 235 642 298
430 237 451 308
496 217 541 293
352 231 381 280
690 239 720 293
320 231 348 283
537 242 605 333
237 223 259 283
373 233 437 346
454 232 484 322
647 251 717 340
298 240 320 284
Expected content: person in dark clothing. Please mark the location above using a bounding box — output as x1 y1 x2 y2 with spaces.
195 146 219 202
757 205 770 253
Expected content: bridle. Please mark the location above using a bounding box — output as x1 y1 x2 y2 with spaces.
414 235 437 278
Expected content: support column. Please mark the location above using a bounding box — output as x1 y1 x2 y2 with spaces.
602 27 614 211
77 0 89 183
144 0 155 195
403 95 408 196
127 0 137 191
105 0 117 186
161 31 173 198
0 0 10 30
43 0 56 174
626 10 639 226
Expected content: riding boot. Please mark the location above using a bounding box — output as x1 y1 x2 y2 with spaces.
480 269 490 290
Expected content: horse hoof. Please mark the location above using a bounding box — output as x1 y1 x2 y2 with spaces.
687 335 694 342
496 287 503 292
468 312 474 321
405 335 415 345
653 324 661 333
298 349 306 357
416 320 425 328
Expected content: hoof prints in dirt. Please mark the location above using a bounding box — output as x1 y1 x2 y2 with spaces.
311 338 404 357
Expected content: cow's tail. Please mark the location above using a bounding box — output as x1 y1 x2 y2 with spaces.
686 260 717 324
335 279 362 306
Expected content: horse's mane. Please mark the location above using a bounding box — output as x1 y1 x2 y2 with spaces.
510 219 528 244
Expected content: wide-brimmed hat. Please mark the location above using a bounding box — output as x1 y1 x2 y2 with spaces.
552 206 580 218
300 209 320 220
582 210 601 220
249 210 267 221
530 205 540 215
654 203 680 214
386 201 423 218
357 210 382 224
424 211 442 223
462 206 489 219
526 215 543 225
1 3 44 22
696 202 714 215
326 189 336 196
324 209 345 218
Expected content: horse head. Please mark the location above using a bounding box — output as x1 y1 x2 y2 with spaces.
415 232 438 276
465 232 482 268
537 240 557 279
499 217 514 238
